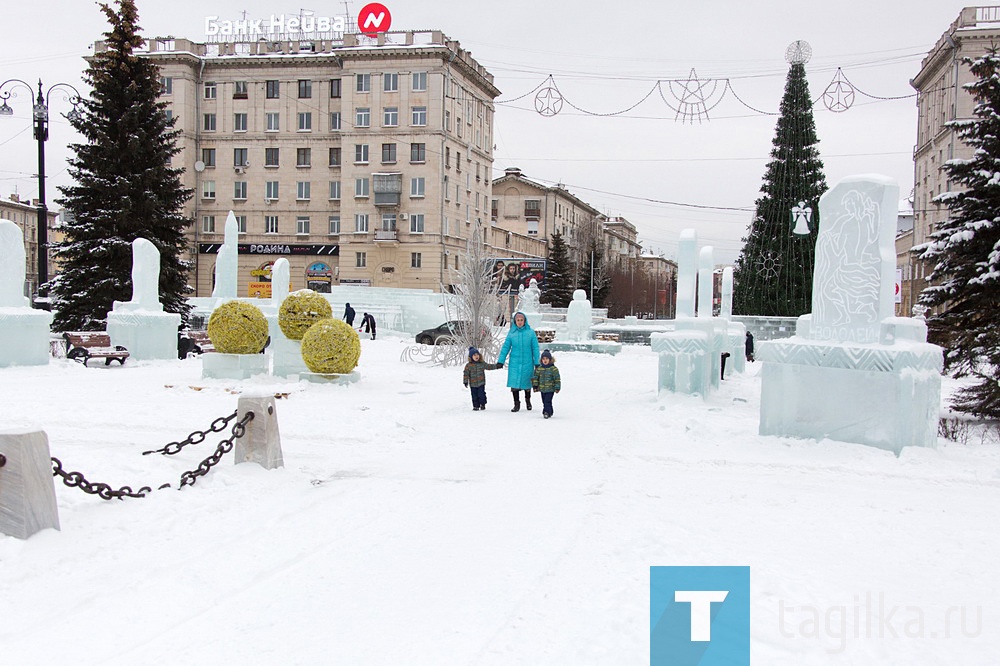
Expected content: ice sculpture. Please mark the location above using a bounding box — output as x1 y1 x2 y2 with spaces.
212 211 240 300
107 238 181 360
565 289 592 341
270 259 311 377
758 175 943 453
517 278 542 329
720 267 747 377
0 219 52 367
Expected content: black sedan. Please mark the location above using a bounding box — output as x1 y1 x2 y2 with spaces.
415 321 484 345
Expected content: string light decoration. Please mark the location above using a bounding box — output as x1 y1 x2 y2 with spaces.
732 41 829 317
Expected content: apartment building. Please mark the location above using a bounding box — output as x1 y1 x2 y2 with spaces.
906 6 1000 313
118 28 499 296
0 194 60 297
602 216 642 267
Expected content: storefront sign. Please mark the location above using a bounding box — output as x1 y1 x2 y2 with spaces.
199 243 339 256
206 14 346 38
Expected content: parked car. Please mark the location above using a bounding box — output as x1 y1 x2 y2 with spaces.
415 321 487 345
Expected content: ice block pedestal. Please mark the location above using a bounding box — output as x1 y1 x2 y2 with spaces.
107 238 180 360
0 220 51 367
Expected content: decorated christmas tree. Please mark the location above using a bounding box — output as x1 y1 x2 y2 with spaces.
51 0 192 331
733 42 828 316
917 49 1000 418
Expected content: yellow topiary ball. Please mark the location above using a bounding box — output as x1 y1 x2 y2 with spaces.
278 290 333 340
207 301 269 354
300 318 361 374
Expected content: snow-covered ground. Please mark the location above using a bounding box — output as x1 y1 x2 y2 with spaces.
1 335 997 664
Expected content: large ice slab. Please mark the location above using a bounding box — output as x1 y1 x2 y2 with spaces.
0 220 52 367
108 238 180 360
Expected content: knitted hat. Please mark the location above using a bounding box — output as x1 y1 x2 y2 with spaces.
468 347 480 358
540 349 553 361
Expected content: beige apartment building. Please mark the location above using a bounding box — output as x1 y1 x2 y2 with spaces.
119 29 499 296
602 216 642 267
0 194 60 297
637 253 678 318
906 6 1000 313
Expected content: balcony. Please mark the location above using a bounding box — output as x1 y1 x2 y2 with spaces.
373 172 402 208
375 229 398 241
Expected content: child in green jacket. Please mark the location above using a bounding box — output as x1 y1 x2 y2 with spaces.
531 349 561 419
463 347 502 411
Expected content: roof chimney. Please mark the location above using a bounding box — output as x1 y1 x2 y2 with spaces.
504 167 522 178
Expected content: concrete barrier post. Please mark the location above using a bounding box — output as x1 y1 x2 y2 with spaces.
0 430 60 539
234 395 283 470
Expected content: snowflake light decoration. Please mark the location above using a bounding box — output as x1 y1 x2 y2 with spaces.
756 252 781 280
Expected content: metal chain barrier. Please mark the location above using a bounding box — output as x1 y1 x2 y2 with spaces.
142 409 239 456
178 411 255 489
51 457 152 500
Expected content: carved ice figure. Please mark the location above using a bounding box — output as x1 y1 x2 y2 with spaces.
212 211 240 299
0 220 29 307
565 289 592 341
114 238 163 312
271 258 290 305
107 236 180 360
517 278 541 313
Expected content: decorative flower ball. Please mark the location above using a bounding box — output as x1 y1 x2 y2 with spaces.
300 319 361 374
207 301 269 354
278 289 333 340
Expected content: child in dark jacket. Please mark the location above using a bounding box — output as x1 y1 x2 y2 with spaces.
463 347 502 411
531 349 561 418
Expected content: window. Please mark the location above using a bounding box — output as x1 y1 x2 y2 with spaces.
202 180 216 199
296 181 311 200
455 255 459 270
443 175 450 200
265 215 278 234
204 82 217 99
266 112 280 132
164 109 173 122
266 80 280 98
355 251 367 267
355 107 370 128
383 72 399 92
381 213 397 230
354 214 369 233
297 148 311 167
160 77 172 94
411 252 422 268
412 72 427 91
356 73 371 93
265 148 279 167
202 215 216 233
298 80 312 98
233 81 248 99
329 181 341 200
456 151 462 170
328 215 341 234
201 148 216 167
298 112 312 131
355 144 369 164
411 106 427 126
383 106 398 127
234 112 247 132
330 78 342 98
525 199 540 219
445 110 451 132
527 220 539 236
233 181 247 199
203 113 216 131
235 215 247 233
381 143 396 164
443 217 449 235
355 178 369 197
491 199 498 221
296 216 310 234
328 147 341 167
410 143 426 163
329 112 342 131
265 181 279 200
445 148 450 168
410 213 425 233
410 177 425 197
233 148 248 167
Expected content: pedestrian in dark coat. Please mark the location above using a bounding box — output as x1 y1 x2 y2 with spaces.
745 331 755 362
531 349 561 418
360 312 377 340
497 311 540 412
344 302 356 326
463 347 502 411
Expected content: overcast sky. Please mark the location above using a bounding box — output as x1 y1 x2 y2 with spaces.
0 0 965 263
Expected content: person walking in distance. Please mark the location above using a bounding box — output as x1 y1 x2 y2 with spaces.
344 302 356 327
497 311 539 412
359 312 377 340
745 331 755 362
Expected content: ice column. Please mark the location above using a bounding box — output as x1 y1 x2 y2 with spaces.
107 238 182 360
212 211 240 300
0 219 53 367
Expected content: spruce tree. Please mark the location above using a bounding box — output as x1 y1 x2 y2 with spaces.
541 229 574 307
51 0 192 331
733 58 828 316
917 49 1000 418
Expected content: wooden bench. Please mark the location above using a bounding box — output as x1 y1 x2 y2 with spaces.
63 332 130 367
179 330 216 358
594 332 621 342
535 329 556 343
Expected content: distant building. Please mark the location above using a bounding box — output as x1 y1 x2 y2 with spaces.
637 253 678 318
907 6 1000 313
0 194 60 297
602 216 642 268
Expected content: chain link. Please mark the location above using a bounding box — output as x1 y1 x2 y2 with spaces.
178 411 255 489
51 457 152 500
142 410 239 456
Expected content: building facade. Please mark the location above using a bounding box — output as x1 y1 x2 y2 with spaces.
602 216 642 267
117 29 499 296
906 6 1000 313
0 194 61 297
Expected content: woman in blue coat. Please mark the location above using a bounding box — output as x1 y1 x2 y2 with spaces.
497 311 540 412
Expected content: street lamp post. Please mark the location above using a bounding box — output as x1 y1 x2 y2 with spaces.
0 78 81 302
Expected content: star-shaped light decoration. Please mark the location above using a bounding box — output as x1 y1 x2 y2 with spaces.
534 86 563 117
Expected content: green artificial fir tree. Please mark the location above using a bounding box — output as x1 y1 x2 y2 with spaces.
917 49 1000 418
540 229 574 308
51 0 192 331
733 50 828 316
